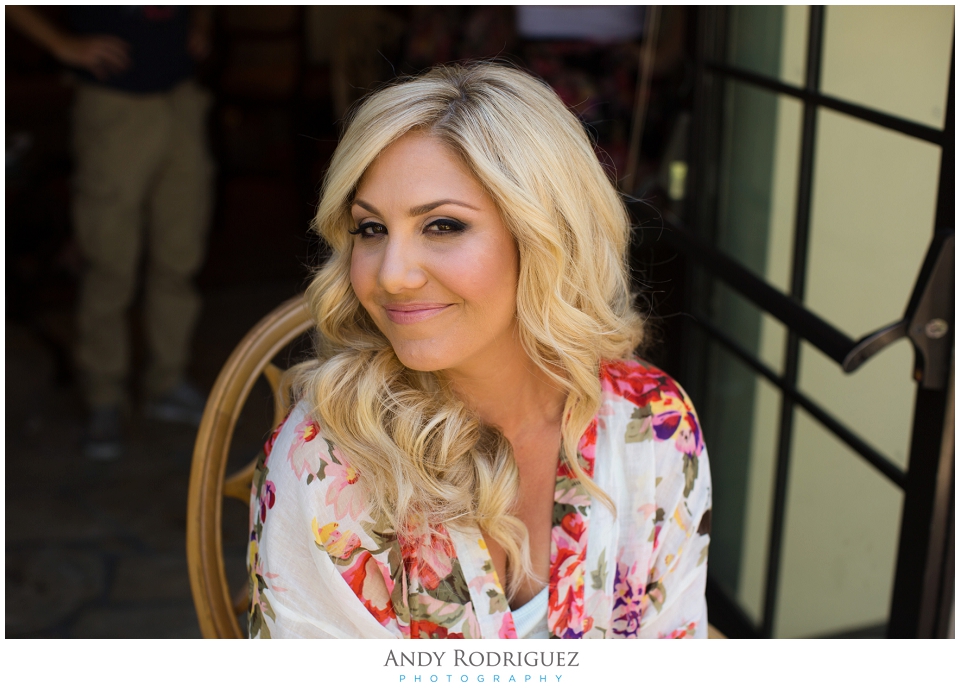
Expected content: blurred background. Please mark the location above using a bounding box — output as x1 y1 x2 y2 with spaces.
5 5 954 639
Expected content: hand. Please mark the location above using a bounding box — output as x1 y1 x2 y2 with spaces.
54 34 131 80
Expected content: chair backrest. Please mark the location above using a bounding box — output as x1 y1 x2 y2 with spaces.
187 295 313 638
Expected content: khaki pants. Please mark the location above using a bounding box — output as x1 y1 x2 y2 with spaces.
72 81 214 407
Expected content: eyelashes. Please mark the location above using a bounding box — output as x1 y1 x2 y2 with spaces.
348 221 387 238
348 218 467 238
427 219 466 233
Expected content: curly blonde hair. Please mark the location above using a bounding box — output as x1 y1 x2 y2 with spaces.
297 63 643 596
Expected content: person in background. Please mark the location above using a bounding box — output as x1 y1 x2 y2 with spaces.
6 6 215 460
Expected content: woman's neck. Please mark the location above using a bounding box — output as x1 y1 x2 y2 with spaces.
439 332 566 443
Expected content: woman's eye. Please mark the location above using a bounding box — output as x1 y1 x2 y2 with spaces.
349 222 387 239
426 218 466 235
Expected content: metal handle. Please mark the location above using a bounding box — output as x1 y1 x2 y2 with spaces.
842 229 953 389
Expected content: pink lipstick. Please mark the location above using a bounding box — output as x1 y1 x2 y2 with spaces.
382 302 452 325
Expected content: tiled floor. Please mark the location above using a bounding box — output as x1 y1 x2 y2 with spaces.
6 279 304 638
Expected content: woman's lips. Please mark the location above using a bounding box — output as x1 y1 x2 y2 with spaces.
382 303 452 325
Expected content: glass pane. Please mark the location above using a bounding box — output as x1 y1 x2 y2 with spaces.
775 409 903 638
726 5 808 87
806 109 940 338
697 338 782 626
821 6 954 129
716 80 802 294
707 281 786 375
735 377 782 624
798 340 914 471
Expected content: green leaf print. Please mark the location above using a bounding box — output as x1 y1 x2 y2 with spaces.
486 588 509 615
249 608 264 639
645 579 667 613
249 582 275 639
554 477 590 515
409 593 465 628
590 549 608 590
426 559 471 605
252 452 268 496
261 593 276 622
553 501 578 526
625 406 654 443
683 453 699 498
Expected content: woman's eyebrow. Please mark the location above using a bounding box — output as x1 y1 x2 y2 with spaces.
352 199 382 216
408 199 480 216
352 198 480 216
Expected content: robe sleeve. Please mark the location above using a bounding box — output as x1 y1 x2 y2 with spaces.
638 435 712 639
247 402 400 639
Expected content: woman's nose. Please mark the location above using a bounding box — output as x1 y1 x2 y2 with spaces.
377 234 428 294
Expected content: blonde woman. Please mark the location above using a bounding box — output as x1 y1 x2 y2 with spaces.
248 63 711 639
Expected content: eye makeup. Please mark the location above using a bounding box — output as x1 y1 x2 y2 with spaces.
348 221 387 238
348 218 468 238
425 218 467 235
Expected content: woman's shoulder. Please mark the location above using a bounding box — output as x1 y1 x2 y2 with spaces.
599 358 697 412
263 400 350 484
598 358 705 460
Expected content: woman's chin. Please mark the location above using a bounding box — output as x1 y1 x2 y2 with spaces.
390 345 456 374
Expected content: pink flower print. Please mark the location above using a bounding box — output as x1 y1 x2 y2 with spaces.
400 529 455 592
324 458 365 520
555 484 591 510
262 571 285 592
679 411 704 456
558 420 597 480
257 480 276 523
263 411 290 458
549 513 588 638
577 420 597 478
498 612 518 639
663 621 697 638
637 503 657 522
611 559 645 637
468 568 499 595
600 360 705 455
341 551 396 625
601 359 684 409
288 418 321 480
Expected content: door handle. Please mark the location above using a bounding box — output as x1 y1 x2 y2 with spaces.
842 229 954 390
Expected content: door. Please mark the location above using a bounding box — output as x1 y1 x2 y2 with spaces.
662 6 954 638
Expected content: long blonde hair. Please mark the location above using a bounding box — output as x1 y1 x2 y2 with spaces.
298 63 643 595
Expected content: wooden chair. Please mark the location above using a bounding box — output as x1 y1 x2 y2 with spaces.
187 295 313 638
186 294 727 639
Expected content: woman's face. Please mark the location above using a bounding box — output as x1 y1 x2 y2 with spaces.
349 132 521 375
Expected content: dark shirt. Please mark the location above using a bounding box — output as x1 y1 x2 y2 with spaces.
68 6 194 93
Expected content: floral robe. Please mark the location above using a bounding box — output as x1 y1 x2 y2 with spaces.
248 359 711 639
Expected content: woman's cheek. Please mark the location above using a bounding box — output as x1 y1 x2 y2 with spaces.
436 240 511 302
350 249 376 304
